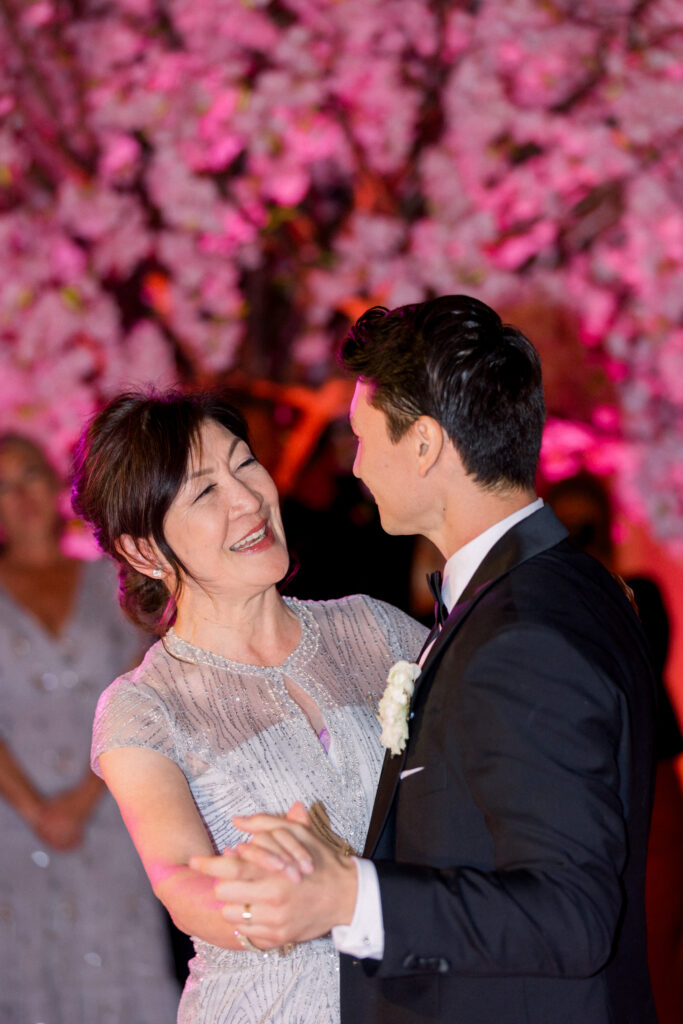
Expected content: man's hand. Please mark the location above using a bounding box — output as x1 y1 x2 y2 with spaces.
190 803 358 949
230 801 316 881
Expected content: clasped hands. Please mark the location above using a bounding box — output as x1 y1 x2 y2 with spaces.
190 802 358 951
27 775 104 850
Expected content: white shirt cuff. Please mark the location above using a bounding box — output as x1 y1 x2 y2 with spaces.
331 857 384 960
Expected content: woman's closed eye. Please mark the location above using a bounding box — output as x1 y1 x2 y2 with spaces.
193 482 216 503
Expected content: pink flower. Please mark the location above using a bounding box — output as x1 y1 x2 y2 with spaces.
490 221 557 271
21 2 54 28
264 166 310 207
99 134 141 183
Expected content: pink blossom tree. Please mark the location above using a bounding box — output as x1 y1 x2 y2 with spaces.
0 0 682 544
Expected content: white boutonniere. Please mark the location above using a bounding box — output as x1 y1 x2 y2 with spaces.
378 660 421 756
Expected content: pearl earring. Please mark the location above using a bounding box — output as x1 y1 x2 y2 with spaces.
152 566 163 579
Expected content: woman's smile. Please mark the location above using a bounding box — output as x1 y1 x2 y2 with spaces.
229 520 273 553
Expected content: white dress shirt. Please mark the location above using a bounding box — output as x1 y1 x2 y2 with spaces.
332 498 544 959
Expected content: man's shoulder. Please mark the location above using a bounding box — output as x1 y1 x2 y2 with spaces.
453 541 650 670
512 541 626 608
487 537 615 600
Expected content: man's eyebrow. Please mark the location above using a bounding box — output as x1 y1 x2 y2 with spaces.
187 436 241 479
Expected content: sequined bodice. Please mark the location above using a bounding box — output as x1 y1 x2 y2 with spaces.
91 594 427 1023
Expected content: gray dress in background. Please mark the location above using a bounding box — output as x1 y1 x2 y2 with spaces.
0 558 181 1024
91 595 427 1024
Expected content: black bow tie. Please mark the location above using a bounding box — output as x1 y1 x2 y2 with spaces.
426 570 449 629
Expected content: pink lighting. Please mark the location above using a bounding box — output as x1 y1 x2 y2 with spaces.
0 0 681 711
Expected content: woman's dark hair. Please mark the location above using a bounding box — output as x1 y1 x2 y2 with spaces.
71 388 251 634
339 295 546 491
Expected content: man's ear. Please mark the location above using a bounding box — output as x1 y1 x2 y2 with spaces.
116 535 165 579
414 416 445 477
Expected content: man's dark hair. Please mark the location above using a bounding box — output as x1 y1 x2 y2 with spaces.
71 388 251 633
339 294 545 490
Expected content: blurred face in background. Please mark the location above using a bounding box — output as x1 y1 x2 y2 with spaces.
0 440 61 548
549 489 612 564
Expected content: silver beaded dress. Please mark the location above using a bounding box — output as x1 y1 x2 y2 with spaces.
91 594 427 1024
0 558 181 1024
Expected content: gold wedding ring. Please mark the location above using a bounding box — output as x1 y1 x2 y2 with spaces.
241 903 253 921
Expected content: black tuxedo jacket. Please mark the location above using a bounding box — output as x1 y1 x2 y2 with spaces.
341 506 657 1024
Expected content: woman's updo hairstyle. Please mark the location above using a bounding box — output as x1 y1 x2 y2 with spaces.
71 388 250 633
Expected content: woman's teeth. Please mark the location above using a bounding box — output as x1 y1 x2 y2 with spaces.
230 524 267 552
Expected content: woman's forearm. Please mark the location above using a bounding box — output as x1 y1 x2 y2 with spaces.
99 744 253 951
153 862 251 950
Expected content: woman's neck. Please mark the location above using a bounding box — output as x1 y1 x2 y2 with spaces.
0 544 81 637
172 585 300 666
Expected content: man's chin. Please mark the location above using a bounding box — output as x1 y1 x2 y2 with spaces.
377 512 404 536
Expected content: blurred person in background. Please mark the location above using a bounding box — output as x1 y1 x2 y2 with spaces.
282 419 415 611
71 389 426 1024
0 434 180 1024
548 471 683 1024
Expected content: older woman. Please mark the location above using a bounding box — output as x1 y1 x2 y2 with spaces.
0 434 180 1023
71 389 426 1024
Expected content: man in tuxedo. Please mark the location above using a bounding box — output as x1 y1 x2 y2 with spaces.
193 296 658 1023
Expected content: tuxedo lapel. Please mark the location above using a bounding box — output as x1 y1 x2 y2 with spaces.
363 747 405 855
364 506 568 857
413 505 568 699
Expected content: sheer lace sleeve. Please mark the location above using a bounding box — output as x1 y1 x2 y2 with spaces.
370 596 427 664
91 670 177 776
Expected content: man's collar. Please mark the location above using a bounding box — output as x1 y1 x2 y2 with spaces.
441 498 544 612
